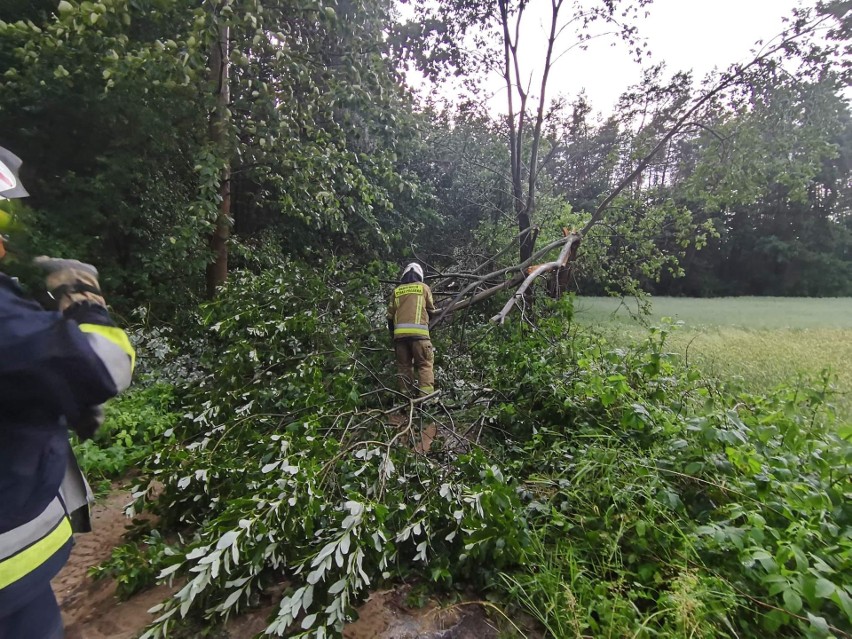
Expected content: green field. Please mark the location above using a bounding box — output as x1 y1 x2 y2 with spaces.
575 297 852 421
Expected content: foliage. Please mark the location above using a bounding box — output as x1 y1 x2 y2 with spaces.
111 262 527 638
102 268 851 638
73 383 180 492
1 0 849 307
397 1 852 300
0 0 431 315
0 0 210 313
576 296 852 423
91 530 172 600
659 76 852 297
471 303 851 637
2 1 850 637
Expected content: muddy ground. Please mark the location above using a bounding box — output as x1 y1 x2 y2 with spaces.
54 487 509 639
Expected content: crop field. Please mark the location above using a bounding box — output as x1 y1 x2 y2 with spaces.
574 296 852 422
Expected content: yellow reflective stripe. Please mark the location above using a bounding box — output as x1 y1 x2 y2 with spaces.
415 293 423 326
0 517 72 589
78 324 136 371
395 284 423 298
0 498 66 561
395 327 430 337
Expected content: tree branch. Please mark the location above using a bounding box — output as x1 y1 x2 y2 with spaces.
491 233 581 324
431 232 581 327
581 15 831 236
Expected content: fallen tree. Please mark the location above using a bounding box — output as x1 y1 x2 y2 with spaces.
427 3 845 324
102 261 852 638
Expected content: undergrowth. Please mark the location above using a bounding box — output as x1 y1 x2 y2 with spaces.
101 262 851 639
73 383 180 493
575 296 852 423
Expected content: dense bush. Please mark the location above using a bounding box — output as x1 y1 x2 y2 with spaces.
480 314 851 637
106 265 850 638
74 384 180 492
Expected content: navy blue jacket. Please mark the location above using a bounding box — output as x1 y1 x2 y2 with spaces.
0 273 127 615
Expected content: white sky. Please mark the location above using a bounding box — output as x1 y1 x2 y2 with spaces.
407 0 808 117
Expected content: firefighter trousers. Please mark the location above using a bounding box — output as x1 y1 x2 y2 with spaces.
394 339 434 395
0 584 63 639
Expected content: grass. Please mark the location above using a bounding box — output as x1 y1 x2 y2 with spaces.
574 296 852 422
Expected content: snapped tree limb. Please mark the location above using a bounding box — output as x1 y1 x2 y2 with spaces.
491 232 581 324
430 232 581 328
427 6 836 326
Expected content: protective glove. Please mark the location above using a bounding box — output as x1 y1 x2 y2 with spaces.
71 404 105 441
33 257 106 312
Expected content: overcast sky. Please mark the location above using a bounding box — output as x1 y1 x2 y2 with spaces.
408 0 807 117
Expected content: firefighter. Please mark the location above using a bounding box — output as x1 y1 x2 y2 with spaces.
387 262 436 396
0 146 135 639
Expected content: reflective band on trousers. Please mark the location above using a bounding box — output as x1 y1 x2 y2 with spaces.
0 498 72 589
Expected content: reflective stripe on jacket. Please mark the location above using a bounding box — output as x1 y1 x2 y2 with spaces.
0 273 134 607
0 497 71 590
387 282 435 340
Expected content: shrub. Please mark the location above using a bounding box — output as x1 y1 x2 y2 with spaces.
105 267 850 639
74 383 180 491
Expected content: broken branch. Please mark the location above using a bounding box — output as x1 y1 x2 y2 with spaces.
491 233 581 324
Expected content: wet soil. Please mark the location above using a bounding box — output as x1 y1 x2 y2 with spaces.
53 487 507 639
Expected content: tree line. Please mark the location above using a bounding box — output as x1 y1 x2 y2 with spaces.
1 0 849 321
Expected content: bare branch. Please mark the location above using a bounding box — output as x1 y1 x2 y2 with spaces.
681 120 727 143
431 231 581 327
581 14 832 236
491 233 581 324
525 0 564 218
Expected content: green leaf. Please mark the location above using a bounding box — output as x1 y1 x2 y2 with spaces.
814 577 835 599
783 588 802 614
832 589 852 620
327 579 346 595
806 613 830 634
221 589 242 610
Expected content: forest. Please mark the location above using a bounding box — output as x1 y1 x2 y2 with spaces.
1 0 850 637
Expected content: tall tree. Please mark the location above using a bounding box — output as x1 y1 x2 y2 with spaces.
206 3 231 298
0 0 427 313
404 1 850 321
666 77 852 296
402 0 653 264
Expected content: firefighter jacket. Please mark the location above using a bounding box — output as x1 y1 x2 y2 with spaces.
0 273 134 617
387 281 435 341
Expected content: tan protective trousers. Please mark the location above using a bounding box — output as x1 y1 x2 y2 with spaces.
394 339 434 396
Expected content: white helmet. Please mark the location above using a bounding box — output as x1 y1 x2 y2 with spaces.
401 262 424 280
0 147 28 201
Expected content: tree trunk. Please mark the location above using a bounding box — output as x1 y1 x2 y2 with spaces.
517 208 533 263
205 17 231 299
206 171 231 298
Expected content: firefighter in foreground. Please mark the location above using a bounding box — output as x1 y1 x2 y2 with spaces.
387 262 436 396
0 146 135 639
